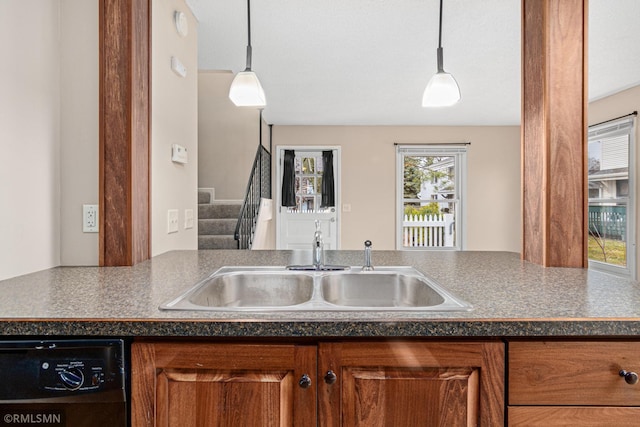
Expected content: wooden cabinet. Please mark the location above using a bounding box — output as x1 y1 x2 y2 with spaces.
319 341 504 426
131 340 504 427
131 342 316 427
508 341 640 426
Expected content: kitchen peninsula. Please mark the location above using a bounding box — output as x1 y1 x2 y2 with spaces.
2 250 640 426
1 250 639 336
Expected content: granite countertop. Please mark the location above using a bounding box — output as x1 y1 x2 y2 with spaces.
1 250 640 338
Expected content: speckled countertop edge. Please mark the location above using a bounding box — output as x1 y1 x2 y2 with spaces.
1 250 640 338
3 319 640 338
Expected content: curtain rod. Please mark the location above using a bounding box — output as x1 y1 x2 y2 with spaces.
589 111 637 128
393 142 471 146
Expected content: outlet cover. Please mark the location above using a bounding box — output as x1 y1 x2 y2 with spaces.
83 204 98 232
184 209 194 229
167 209 179 234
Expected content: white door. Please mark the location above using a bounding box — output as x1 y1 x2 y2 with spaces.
276 147 340 249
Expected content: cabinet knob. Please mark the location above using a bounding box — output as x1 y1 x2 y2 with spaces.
298 374 312 389
619 370 639 385
324 370 337 384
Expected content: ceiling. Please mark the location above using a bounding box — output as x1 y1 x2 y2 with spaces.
187 0 640 126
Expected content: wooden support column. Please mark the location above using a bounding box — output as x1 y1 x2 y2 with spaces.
522 0 588 267
99 0 150 266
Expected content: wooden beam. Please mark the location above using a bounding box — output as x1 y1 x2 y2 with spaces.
521 0 588 267
99 0 150 266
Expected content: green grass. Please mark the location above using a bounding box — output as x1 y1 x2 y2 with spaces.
588 235 626 266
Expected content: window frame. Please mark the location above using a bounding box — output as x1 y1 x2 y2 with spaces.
587 116 636 280
395 144 467 251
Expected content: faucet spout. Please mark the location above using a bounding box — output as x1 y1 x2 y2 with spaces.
312 220 325 270
363 240 374 271
313 241 323 270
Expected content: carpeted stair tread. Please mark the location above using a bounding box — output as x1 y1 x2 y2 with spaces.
198 203 242 220
198 218 236 235
198 235 238 250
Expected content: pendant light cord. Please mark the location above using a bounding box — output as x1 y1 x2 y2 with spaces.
245 0 253 71
247 0 252 49
437 0 443 49
436 0 444 72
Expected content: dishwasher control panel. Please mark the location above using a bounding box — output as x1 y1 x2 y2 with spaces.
40 359 106 391
0 339 125 400
0 339 127 427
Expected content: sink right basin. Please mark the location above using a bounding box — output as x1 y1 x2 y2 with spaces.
321 272 446 308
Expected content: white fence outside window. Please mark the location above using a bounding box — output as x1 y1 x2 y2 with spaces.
402 213 454 248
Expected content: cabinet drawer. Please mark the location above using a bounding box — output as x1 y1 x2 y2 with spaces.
509 341 640 406
509 406 640 427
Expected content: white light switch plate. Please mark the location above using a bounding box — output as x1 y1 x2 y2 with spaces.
184 209 194 229
167 209 179 233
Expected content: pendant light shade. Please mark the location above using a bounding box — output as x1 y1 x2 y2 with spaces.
422 0 460 107
229 71 266 106
229 0 266 107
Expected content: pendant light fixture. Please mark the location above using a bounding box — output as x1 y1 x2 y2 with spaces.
422 0 460 107
229 0 266 107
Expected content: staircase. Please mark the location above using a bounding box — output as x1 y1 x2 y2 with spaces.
198 190 241 249
198 143 271 250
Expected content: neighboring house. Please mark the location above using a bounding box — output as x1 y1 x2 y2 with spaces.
588 168 629 200
588 134 630 242
588 135 629 200
417 157 455 208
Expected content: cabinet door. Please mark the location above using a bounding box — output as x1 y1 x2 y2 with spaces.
318 341 504 427
131 342 316 427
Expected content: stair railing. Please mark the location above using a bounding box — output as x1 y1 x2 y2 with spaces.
234 144 271 249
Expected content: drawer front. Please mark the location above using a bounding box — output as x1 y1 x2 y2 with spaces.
509 341 640 406
509 406 640 427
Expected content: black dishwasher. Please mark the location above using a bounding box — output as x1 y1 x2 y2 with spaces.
0 339 126 427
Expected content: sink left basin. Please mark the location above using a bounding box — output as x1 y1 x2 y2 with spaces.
160 268 315 311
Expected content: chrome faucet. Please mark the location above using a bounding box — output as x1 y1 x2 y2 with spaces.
363 240 374 271
287 221 349 271
312 220 325 270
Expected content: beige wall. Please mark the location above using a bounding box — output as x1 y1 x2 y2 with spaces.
0 1 61 280
588 84 640 277
60 0 99 266
197 73 521 252
1 0 199 280
151 0 199 256
198 71 261 200
271 126 522 251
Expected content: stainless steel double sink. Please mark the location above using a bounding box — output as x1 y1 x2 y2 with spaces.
160 266 472 312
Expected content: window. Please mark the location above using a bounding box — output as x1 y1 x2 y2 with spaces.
588 116 636 279
396 145 467 250
289 153 325 213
